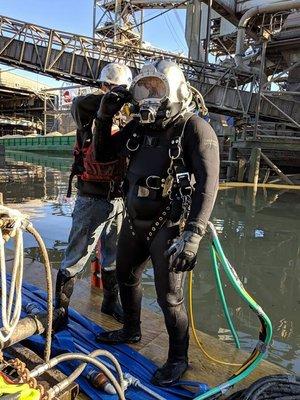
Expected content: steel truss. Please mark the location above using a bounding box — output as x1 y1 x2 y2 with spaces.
0 14 299 135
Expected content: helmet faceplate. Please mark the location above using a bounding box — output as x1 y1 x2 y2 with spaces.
131 60 192 125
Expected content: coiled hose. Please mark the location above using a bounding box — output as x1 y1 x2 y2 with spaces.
226 374 300 399
190 222 273 400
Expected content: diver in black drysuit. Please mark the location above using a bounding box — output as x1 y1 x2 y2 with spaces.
95 61 220 386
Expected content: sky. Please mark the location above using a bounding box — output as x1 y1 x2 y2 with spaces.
0 0 188 86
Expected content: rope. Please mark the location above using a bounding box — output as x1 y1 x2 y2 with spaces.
26 224 53 362
0 205 53 362
0 206 25 344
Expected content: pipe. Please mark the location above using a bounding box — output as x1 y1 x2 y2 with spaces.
48 349 124 394
235 0 300 73
1 313 47 349
123 373 167 400
30 352 125 400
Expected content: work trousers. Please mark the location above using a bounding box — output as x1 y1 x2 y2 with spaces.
60 196 124 278
116 217 189 362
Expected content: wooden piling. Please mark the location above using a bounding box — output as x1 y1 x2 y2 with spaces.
248 147 261 186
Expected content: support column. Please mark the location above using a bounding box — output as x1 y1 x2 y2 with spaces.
248 147 261 188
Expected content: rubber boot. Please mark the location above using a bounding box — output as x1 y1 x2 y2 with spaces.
96 281 142 344
53 270 76 333
101 268 124 323
151 334 189 386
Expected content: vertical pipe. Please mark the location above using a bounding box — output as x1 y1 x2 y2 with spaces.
253 40 267 140
140 9 144 46
114 0 119 43
188 0 195 59
93 0 97 38
205 0 212 64
197 1 202 61
43 95 47 136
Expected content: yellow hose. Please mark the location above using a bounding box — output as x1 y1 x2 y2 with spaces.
219 182 300 190
188 271 241 367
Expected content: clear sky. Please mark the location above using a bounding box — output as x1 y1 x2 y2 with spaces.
0 0 188 86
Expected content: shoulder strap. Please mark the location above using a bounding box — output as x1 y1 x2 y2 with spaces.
168 112 195 198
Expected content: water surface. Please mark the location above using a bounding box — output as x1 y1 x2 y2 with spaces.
1 151 299 374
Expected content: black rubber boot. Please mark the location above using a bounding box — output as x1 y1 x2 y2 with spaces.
151 360 188 386
151 335 189 386
101 268 124 323
53 270 76 333
96 280 142 344
95 326 141 344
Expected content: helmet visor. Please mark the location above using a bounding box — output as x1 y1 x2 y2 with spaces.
132 76 167 102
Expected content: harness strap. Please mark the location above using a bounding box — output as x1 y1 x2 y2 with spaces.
66 172 76 198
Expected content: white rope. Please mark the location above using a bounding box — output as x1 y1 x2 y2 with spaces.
0 205 26 344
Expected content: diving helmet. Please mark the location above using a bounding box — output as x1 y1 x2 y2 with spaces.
99 63 133 89
130 59 192 126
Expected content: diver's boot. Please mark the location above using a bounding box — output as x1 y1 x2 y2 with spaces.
100 268 124 323
53 270 76 333
151 335 189 386
95 324 141 344
96 280 142 344
151 360 188 387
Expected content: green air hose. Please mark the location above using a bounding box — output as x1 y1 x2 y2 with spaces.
190 222 273 400
210 245 240 349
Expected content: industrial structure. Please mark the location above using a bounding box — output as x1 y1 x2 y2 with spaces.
0 0 299 181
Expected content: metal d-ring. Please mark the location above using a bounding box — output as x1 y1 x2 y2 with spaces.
145 175 162 190
126 137 140 152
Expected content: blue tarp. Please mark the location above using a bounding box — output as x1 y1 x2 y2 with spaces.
7 279 209 400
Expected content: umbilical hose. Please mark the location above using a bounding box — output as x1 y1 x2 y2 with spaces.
189 222 273 399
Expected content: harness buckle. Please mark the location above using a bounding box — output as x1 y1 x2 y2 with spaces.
176 172 190 184
145 175 163 190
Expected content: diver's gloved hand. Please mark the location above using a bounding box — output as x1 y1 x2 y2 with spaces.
97 85 132 120
165 231 202 273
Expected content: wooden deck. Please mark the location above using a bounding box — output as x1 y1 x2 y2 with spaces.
6 250 287 398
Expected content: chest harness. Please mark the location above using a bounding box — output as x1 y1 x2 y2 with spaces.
125 113 194 241
66 129 126 199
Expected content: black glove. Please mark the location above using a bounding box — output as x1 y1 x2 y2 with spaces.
165 231 202 273
97 85 132 120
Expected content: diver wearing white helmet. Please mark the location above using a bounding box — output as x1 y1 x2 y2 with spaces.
95 59 220 386
54 62 132 332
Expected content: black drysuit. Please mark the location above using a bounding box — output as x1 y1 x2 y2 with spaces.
94 113 220 362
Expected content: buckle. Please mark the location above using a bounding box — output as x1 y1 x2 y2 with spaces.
145 175 163 190
176 172 190 184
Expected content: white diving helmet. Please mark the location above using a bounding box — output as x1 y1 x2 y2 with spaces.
99 63 133 89
130 59 192 126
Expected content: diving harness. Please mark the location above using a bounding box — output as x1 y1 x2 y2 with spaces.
125 112 196 241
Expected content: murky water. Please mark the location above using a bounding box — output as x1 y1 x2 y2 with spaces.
1 151 300 374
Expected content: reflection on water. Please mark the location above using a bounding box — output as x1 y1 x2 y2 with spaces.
1 151 300 374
